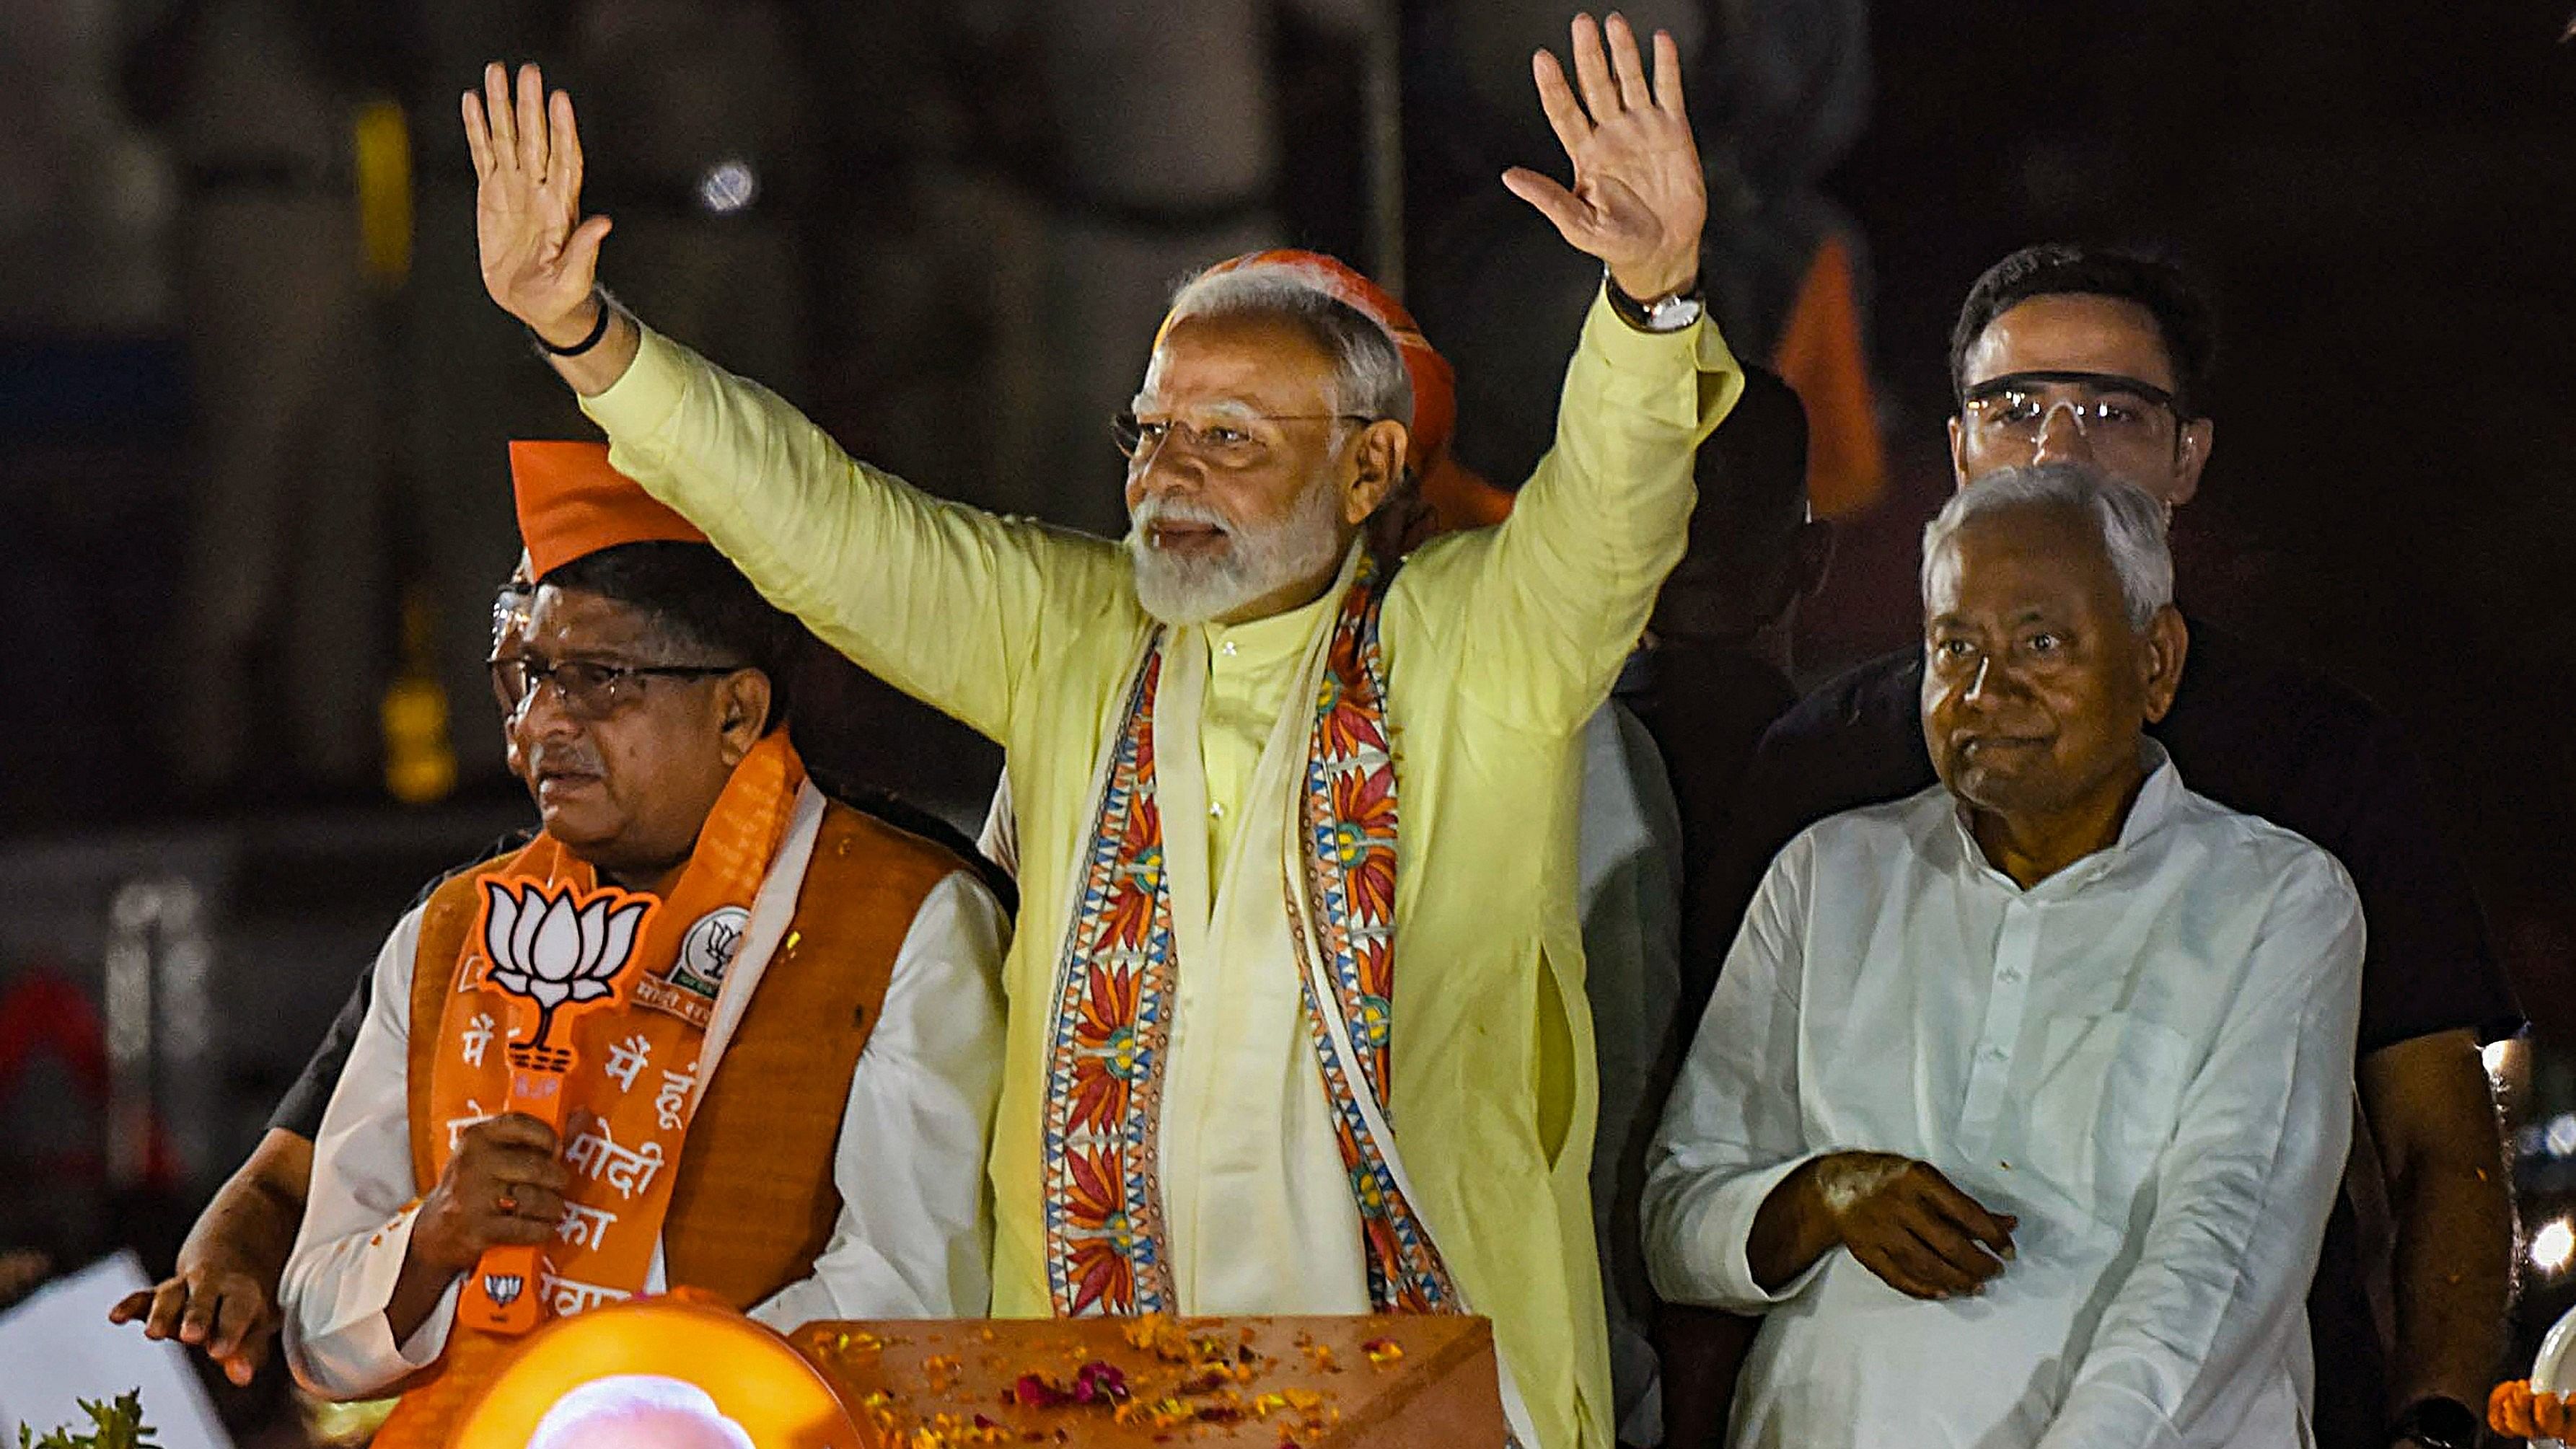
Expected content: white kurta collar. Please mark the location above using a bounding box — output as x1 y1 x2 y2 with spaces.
1945 740 2183 897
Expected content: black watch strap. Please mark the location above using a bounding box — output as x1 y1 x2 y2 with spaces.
527 291 614 358
2389 1394 2482 1449
1602 269 1705 332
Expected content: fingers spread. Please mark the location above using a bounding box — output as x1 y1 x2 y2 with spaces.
179 1279 221 1343
1568 13 1619 123
1653 28 1688 123
550 90 584 198
207 1282 267 1358
1501 167 1588 243
107 1289 151 1324
462 92 496 177
515 63 549 177
563 214 615 283
1604 12 1653 114
144 1280 189 1338
1531 50 1592 159
483 63 516 167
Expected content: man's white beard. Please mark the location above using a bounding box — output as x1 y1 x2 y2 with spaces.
1126 477 1348 626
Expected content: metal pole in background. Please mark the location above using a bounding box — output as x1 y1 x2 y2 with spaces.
1363 0 1405 296
104 877 213 1190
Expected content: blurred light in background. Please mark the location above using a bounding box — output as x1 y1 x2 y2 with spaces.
2533 1217 2575 1275
695 159 758 216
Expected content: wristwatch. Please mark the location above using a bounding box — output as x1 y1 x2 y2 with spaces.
1603 268 1705 333
2388 1394 2481 1449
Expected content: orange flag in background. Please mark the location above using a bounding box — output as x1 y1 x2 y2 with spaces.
1772 234 1887 519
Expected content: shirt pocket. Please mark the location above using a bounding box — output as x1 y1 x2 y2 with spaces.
2021 1013 2199 1223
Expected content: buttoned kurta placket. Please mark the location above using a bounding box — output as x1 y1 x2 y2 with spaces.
1149 587 1370 1314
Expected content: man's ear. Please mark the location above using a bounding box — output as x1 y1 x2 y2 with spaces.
1946 413 1969 490
714 669 774 765
2168 417 2215 507
2140 605 2189 723
1342 420 1410 526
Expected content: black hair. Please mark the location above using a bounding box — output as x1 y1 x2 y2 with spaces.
540 540 797 731
1948 244 2217 418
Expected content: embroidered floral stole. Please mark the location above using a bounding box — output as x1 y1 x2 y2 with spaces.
1040 558 1461 1316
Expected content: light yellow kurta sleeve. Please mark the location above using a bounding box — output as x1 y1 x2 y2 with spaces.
577 327 1135 742
1399 289 1744 733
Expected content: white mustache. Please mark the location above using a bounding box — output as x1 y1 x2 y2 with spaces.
1128 495 1235 541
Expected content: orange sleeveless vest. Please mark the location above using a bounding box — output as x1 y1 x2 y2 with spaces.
376 801 968 1448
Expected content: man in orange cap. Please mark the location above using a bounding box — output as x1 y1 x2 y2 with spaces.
276 442 1008 1448
466 19 1739 1446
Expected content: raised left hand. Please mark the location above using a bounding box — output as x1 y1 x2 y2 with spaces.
1503 12 1707 301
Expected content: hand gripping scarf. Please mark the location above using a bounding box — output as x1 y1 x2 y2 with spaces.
1038 555 1461 1318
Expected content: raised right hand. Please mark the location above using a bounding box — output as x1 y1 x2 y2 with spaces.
1809 1150 2018 1300
408 1113 570 1277
463 62 610 348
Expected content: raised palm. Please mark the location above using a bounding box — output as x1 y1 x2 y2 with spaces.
1503 13 1707 301
462 62 611 341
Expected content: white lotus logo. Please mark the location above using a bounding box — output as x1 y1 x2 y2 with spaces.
481 881 651 1048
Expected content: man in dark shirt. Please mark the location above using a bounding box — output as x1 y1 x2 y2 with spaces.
1705 245 2518 1449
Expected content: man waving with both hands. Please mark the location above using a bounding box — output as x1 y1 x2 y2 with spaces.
456 14 1741 1449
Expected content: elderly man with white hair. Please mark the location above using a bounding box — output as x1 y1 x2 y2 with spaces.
524 1376 754 1449
460 15 1742 1448
1643 462 2365 1448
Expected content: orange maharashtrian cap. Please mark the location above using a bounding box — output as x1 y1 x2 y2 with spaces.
510 440 709 579
1179 250 1516 534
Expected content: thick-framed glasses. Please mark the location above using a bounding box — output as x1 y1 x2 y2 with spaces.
490 655 744 723
1111 409 1373 471
1961 370 2186 451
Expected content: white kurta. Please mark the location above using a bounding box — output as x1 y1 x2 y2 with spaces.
281 841 1011 1399
1574 698 1684 1446
1645 757 2365 1449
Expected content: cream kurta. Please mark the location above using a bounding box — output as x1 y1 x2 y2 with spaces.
1153 591 1371 1316
580 290 1742 1449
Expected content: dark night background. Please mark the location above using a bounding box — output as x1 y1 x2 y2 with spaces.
1 0 2572 1437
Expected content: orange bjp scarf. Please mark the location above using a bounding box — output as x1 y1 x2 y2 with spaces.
421 732 808 1331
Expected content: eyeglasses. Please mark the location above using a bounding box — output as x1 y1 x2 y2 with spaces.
1111 410 1373 471
1961 370 2186 451
491 585 533 653
488 655 746 723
